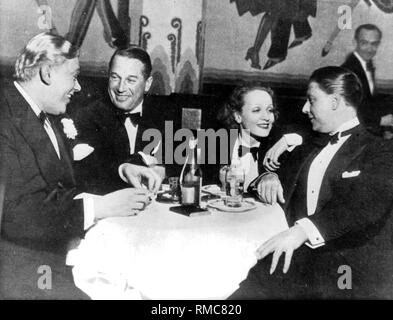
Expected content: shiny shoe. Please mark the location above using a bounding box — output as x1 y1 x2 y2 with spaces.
321 41 332 57
245 47 261 70
288 39 303 49
288 34 311 49
263 57 284 70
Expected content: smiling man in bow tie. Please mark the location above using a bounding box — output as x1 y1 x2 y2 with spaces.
230 66 393 299
341 24 393 135
0 33 155 299
71 46 164 194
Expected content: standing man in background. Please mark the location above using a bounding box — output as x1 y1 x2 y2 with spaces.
342 23 393 134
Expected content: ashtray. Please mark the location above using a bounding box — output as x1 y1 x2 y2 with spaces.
207 199 257 213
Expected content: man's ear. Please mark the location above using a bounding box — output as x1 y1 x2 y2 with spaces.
353 38 359 51
144 76 153 93
39 65 51 86
331 94 341 110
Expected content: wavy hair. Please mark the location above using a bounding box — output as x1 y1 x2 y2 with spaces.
309 66 363 109
108 45 152 80
14 33 79 82
217 85 279 129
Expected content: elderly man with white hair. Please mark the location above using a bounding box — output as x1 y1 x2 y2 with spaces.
0 33 159 299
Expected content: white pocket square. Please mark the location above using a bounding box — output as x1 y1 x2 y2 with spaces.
342 170 361 178
73 144 95 161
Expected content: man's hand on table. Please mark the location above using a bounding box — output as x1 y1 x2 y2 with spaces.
256 172 285 205
256 225 308 274
95 188 152 219
120 163 163 193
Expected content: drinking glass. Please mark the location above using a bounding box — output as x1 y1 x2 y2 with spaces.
219 165 230 192
224 165 245 208
168 176 180 202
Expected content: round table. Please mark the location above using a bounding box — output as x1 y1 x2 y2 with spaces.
68 198 288 299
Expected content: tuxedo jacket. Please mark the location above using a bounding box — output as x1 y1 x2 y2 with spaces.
342 53 372 99
0 83 84 254
279 125 393 295
341 53 389 131
71 95 163 194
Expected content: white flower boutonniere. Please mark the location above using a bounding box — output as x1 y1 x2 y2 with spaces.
61 118 78 140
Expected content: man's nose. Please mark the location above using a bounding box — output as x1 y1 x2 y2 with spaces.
117 79 126 92
302 101 310 114
74 79 81 92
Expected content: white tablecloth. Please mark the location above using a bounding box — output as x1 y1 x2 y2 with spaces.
68 199 288 300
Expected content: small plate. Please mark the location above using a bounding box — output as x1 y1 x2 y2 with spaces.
201 184 226 196
207 199 257 213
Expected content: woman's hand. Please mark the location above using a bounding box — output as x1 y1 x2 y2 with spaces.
256 173 285 205
263 137 289 171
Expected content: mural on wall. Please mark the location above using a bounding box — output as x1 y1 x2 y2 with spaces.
321 0 393 57
231 0 317 70
139 15 151 50
0 0 204 94
203 0 393 90
66 0 128 49
64 0 203 95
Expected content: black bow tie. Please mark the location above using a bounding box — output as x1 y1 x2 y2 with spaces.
119 112 142 126
238 145 259 161
38 111 49 125
313 126 359 148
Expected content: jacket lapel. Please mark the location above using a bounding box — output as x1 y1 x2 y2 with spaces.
50 117 76 186
350 54 371 97
315 126 370 213
7 86 74 187
283 142 319 212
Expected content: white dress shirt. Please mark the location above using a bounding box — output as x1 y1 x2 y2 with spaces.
296 117 360 248
124 102 143 155
354 51 375 95
14 81 61 159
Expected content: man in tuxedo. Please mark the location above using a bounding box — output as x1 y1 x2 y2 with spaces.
341 24 393 134
0 33 157 299
230 66 393 299
71 46 164 194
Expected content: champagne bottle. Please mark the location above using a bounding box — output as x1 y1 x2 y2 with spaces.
180 138 202 207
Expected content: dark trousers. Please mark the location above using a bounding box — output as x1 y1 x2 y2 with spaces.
0 240 89 300
229 246 358 300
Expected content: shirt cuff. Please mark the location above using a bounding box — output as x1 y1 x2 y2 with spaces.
118 163 128 183
284 133 303 152
296 218 325 249
74 193 99 230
